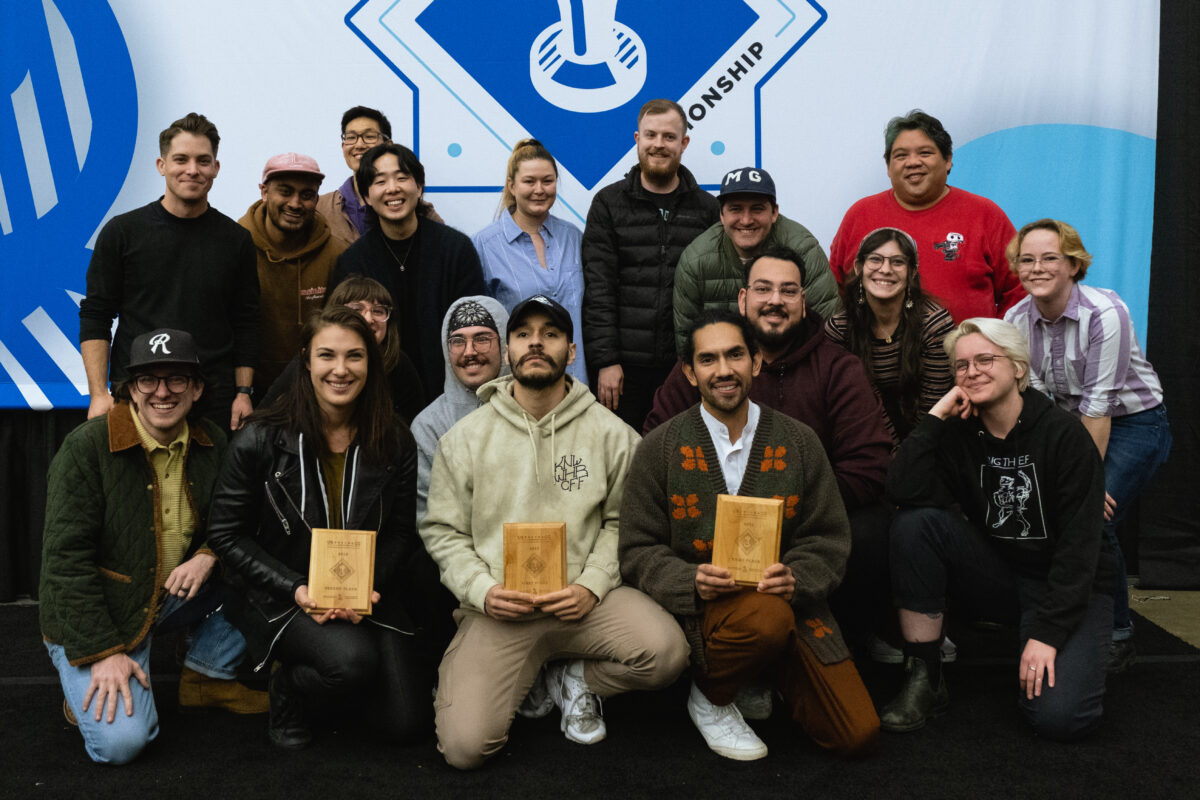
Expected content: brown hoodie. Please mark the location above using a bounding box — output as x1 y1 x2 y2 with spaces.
239 201 346 392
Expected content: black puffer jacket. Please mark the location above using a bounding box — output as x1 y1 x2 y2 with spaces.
206 420 418 662
582 165 719 369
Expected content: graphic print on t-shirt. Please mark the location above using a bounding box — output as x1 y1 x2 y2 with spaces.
934 232 964 261
979 454 1047 540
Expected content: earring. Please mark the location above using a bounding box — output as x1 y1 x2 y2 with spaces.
857 285 865 306
904 286 914 310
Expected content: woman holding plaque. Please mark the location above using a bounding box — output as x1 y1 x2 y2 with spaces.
824 227 955 445
208 305 429 750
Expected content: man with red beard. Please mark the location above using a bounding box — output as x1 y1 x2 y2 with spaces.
582 99 720 431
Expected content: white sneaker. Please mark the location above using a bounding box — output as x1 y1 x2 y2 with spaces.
517 665 555 719
733 684 773 720
687 682 768 761
546 660 606 744
869 634 958 664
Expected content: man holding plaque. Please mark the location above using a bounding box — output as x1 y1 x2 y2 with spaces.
421 294 689 770
621 310 880 760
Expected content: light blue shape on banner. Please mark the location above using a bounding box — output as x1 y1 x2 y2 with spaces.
0 0 138 408
953 125 1156 343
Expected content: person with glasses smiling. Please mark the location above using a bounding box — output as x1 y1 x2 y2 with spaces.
1003 219 1171 674
825 227 955 445
41 328 266 765
880 317 1114 741
316 106 442 247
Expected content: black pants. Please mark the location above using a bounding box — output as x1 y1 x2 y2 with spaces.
890 507 1111 741
274 613 432 743
829 500 894 647
590 362 674 432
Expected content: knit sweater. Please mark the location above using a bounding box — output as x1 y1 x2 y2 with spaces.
621 404 851 667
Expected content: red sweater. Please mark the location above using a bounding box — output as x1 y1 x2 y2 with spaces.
643 315 891 510
829 187 1024 323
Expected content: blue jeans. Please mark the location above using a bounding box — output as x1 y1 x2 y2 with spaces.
1102 405 1173 638
46 585 246 765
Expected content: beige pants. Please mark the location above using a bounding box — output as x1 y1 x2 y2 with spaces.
434 586 690 769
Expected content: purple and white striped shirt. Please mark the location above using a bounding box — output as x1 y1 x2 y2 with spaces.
1005 284 1162 418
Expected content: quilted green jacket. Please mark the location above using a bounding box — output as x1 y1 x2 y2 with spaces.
39 403 225 666
672 214 841 356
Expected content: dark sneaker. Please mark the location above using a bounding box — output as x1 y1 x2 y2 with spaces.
879 656 950 733
1105 639 1136 674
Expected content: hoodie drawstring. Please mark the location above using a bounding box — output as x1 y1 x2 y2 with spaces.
522 412 541 483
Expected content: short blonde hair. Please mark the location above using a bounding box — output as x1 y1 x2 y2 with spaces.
944 318 1031 392
1006 218 1092 282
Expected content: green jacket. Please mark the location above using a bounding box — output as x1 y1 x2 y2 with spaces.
39 403 225 666
672 214 840 356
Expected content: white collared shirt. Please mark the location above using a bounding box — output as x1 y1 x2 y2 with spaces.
698 400 761 496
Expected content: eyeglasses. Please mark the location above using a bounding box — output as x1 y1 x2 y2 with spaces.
133 374 192 394
953 353 1012 375
345 302 392 321
341 131 387 146
864 254 910 270
1017 254 1067 269
447 333 498 354
748 283 802 302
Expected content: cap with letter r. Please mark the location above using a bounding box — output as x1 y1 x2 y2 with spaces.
718 166 776 202
126 329 201 370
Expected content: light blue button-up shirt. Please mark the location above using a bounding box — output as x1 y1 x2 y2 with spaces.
473 211 588 384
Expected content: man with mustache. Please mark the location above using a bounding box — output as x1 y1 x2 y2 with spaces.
645 247 893 647
582 99 720 431
673 166 840 356
829 109 1023 323
421 294 688 769
239 153 345 394
620 310 879 760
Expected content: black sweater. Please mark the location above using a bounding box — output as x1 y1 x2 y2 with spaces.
886 389 1115 649
329 218 485 398
79 200 259 388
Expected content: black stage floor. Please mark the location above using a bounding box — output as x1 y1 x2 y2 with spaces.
4 603 1197 799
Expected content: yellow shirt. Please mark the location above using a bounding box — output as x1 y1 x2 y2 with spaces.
129 411 195 575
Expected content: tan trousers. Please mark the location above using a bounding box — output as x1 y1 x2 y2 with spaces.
697 591 880 756
434 586 690 769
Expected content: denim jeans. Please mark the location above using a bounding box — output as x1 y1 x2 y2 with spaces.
46 584 246 764
1102 405 1173 638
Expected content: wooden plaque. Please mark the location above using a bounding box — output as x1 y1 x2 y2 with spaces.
308 528 376 614
711 495 783 586
503 522 567 595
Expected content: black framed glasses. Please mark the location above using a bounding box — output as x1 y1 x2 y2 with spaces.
341 131 387 146
133 374 192 394
447 333 498 354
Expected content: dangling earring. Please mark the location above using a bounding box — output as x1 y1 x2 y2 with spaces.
857 284 865 306
904 285 914 310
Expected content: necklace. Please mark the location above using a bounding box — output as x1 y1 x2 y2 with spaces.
381 231 416 272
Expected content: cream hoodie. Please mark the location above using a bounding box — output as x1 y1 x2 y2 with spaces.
420 374 640 612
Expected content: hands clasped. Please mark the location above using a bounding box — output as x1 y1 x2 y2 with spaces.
484 583 598 621
695 562 795 603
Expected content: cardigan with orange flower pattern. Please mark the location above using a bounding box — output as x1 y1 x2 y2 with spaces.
619 403 852 666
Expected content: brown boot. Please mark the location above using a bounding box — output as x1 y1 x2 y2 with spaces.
62 697 78 727
178 667 269 714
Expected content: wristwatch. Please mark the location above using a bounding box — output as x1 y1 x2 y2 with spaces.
236 385 254 397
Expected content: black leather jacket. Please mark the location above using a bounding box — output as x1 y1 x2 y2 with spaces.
207 420 419 659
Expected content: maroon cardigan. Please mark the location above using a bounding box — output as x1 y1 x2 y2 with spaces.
643 313 891 510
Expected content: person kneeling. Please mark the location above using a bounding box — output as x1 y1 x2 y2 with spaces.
208 307 431 749
880 318 1113 741
621 310 880 760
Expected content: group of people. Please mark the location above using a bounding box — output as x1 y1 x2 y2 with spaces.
40 100 1170 768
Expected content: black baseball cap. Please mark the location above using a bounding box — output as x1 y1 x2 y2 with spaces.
126 329 202 371
507 295 573 342
718 166 776 202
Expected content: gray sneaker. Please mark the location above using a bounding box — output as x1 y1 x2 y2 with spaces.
733 684 773 720
546 659 606 744
517 665 555 719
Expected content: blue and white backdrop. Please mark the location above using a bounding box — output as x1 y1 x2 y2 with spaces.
0 0 1160 409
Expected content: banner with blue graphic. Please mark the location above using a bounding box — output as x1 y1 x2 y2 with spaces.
0 0 1159 409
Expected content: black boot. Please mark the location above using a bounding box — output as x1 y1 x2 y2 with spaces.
268 666 313 750
879 655 949 733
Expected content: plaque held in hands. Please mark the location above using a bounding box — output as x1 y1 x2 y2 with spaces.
712 495 783 586
503 522 567 595
308 528 377 614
